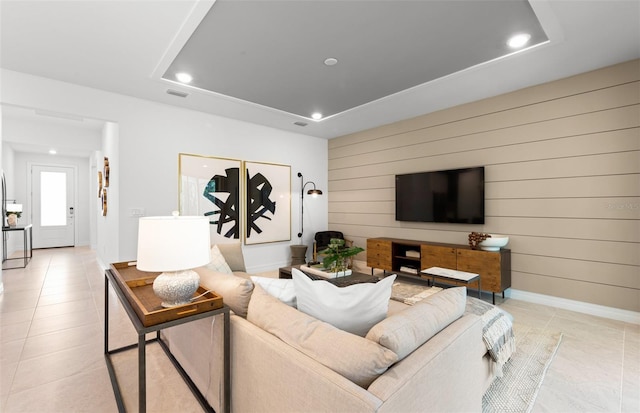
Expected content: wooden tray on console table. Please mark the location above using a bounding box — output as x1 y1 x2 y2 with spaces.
109 261 223 327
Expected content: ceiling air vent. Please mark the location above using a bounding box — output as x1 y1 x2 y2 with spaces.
293 121 308 127
166 89 189 98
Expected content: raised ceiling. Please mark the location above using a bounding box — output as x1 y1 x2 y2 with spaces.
162 0 548 120
1 0 639 146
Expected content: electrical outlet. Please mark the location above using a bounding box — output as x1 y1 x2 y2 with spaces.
130 208 145 217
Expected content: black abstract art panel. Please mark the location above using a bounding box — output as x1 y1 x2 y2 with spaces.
179 154 242 243
244 161 291 245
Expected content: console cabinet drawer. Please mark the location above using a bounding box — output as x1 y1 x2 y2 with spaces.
421 245 457 270
456 249 510 293
367 239 392 270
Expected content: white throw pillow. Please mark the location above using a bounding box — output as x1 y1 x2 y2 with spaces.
292 268 396 337
248 285 398 388
250 276 297 307
205 245 233 274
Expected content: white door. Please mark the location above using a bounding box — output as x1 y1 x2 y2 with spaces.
31 165 75 248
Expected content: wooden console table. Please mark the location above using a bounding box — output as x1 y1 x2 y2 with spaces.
367 237 511 304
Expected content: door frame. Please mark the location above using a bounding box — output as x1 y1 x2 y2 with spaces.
27 161 79 248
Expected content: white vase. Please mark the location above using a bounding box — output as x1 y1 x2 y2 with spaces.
152 270 200 307
7 214 17 227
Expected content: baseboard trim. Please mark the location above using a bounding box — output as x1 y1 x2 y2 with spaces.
508 289 640 325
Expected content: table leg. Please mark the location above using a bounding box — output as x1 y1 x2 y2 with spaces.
23 229 28 267
224 310 230 413
139 333 146 413
104 276 109 354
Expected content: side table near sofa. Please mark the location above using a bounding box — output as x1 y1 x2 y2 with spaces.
104 264 230 413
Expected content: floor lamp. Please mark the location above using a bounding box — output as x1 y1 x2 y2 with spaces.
291 172 322 265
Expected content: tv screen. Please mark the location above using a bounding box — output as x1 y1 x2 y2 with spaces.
395 167 484 224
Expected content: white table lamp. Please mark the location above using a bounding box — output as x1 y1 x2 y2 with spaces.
136 214 211 307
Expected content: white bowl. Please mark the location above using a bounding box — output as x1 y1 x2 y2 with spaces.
478 235 509 251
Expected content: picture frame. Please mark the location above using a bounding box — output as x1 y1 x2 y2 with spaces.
179 153 242 243
244 161 291 245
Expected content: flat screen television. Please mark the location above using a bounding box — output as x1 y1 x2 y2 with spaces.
395 167 485 224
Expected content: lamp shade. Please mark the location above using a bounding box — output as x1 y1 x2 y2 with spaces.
6 204 22 213
136 215 211 272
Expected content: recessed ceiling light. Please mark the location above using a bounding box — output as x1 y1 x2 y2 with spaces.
507 33 531 49
311 112 323 120
324 57 338 66
175 72 193 83
49 149 57 155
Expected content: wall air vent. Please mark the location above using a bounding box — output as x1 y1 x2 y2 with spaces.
166 89 189 98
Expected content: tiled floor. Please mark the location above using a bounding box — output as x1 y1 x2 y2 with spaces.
1 247 639 412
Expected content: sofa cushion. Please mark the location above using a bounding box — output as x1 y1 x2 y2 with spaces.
250 276 296 307
205 245 233 274
194 266 254 317
216 242 247 272
366 287 466 360
292 268 396 337
247 284 398 388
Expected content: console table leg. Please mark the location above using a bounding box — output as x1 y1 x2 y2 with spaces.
139 333 146 413
492 292 495 305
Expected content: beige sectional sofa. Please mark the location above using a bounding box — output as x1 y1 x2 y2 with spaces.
162 245 490 413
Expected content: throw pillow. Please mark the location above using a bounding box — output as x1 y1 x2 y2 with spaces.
366 287 467 360
216 242 247 272
247 284 398 388
206 245 233 274
292 268 396 337
194 266 254 317
250 276 296 307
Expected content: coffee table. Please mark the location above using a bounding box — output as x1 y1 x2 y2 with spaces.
421 266 481 298
279 265 379 287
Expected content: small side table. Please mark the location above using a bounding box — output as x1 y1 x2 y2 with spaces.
2 224 33 269
104 268 230 413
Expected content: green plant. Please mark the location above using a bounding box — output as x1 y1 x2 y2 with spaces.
5 211 21 218
319 238 364 275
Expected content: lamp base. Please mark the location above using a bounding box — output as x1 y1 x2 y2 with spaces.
152 270 200 308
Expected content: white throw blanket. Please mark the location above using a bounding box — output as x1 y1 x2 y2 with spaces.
465 297 516 377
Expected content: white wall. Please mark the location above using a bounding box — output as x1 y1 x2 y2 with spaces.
2 115 99 249
1 69 328 272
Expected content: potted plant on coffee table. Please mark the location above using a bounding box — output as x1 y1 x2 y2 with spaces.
319 238 364 277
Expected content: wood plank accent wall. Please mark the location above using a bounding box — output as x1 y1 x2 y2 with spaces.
328 59 640 312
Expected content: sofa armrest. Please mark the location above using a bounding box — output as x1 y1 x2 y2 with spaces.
369 314 484 413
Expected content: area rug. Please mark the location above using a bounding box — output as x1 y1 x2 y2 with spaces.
390 281 442 305
483 326 563 413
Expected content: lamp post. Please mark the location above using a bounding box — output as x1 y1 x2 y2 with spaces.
291 172 322 265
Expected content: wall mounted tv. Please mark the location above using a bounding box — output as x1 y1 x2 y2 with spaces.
395 167 485 224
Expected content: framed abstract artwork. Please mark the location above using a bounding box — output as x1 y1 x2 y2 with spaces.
244 161 291 245
179 153 242 243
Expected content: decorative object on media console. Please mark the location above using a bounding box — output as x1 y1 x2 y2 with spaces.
5 203 23 227
479 235 509 251
136 213 211 307
468 232 491 249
